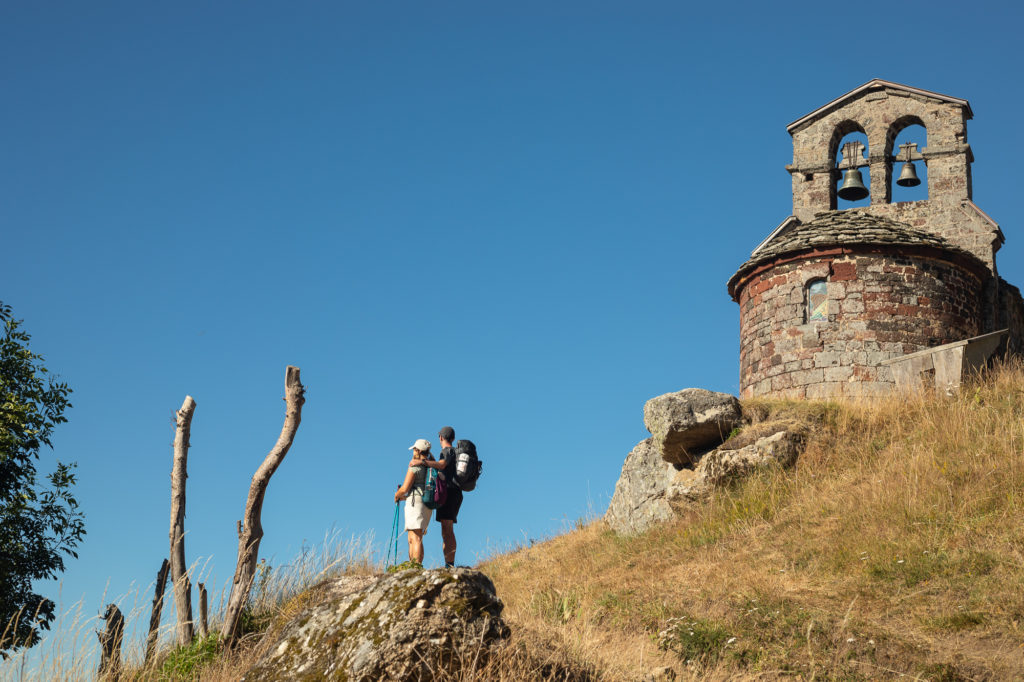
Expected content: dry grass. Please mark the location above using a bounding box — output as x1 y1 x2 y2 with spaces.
0 530 377 682
6 363 1024 680
147 529 378 681
483 360 1024 680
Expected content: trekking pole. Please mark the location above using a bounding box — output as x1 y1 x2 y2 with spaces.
385 501 400 568
391 501 400 566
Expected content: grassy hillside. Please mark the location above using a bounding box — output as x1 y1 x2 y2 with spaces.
482 361 1024 680
9 363 1024 680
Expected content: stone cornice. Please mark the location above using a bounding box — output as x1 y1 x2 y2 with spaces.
786 79 973 135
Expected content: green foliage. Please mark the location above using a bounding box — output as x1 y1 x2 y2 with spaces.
656 614 733 664
0 301 83 655
158 633 221 680
238 559 275 636
385 560 423 573
237 606 274 639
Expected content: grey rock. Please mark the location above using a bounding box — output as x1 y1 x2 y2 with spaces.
643 389 742 464
699 430 802 486
665 468 713 513
666 430 802 512
604 439 679 535
244 568 509 681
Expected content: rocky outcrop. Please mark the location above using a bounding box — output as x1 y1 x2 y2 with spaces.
644 389 742 465
604 438 680 535
666 430 803 512
605 386 818 534
244 568 509 681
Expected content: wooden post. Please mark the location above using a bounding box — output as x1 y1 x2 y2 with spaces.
198 582 209 638
144 559 170 664
170 396 196 646
220 366 305 647
97 604 124 679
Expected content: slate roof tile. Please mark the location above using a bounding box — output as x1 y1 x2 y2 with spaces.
728 210 984 299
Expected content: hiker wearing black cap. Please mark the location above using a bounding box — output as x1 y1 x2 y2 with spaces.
412 426 462 567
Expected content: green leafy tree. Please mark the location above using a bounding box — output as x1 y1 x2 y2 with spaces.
0 301 84 654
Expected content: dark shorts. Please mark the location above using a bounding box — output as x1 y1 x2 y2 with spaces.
436 486 463 523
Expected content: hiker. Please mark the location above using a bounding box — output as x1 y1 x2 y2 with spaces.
394 438 432 564
414 426 462 567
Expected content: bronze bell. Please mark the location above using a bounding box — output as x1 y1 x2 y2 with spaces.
896 161 921 187
838 168 869 201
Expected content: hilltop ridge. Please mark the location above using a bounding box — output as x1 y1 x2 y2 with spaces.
28 364 1024 681
482 361 1024 680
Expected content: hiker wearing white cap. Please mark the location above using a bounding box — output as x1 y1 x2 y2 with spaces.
394 438 432 564
412 426 461 567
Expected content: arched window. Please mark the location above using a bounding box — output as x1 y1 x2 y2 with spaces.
806 279 828 323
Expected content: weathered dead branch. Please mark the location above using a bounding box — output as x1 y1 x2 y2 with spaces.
220 366 305 647
144 558 170 664
97 604 124 680
198 582 209 638
170 396 196 645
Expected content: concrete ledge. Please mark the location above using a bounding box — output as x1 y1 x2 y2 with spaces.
880 329 1007 393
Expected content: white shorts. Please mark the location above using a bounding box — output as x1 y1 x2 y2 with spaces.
404 494 431 534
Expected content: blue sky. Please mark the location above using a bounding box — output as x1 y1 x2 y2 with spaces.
3 0 1024 661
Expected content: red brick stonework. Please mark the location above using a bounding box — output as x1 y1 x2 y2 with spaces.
735 248 984 398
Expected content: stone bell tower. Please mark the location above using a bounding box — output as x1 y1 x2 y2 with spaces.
786 79 998 268
727 80 1024 399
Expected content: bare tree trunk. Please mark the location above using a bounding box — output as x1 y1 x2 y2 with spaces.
170 396 196 646
220 366 305 647
144 559 170 665
198 582 209 638
97 604 124 680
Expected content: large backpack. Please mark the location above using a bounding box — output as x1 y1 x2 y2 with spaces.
452 439 482 491
421 467 448 510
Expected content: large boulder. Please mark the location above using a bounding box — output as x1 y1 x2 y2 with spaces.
604 438 679 535
644 389 742 464
244 568 510 681
666 429 803 512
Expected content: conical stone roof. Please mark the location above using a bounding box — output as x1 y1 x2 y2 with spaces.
728 210 984 299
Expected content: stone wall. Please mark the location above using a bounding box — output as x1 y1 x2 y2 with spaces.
998 278 1024 355
737 248 985 398
861 200 999 273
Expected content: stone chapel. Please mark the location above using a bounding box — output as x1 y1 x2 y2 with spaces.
727 79 1024 398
